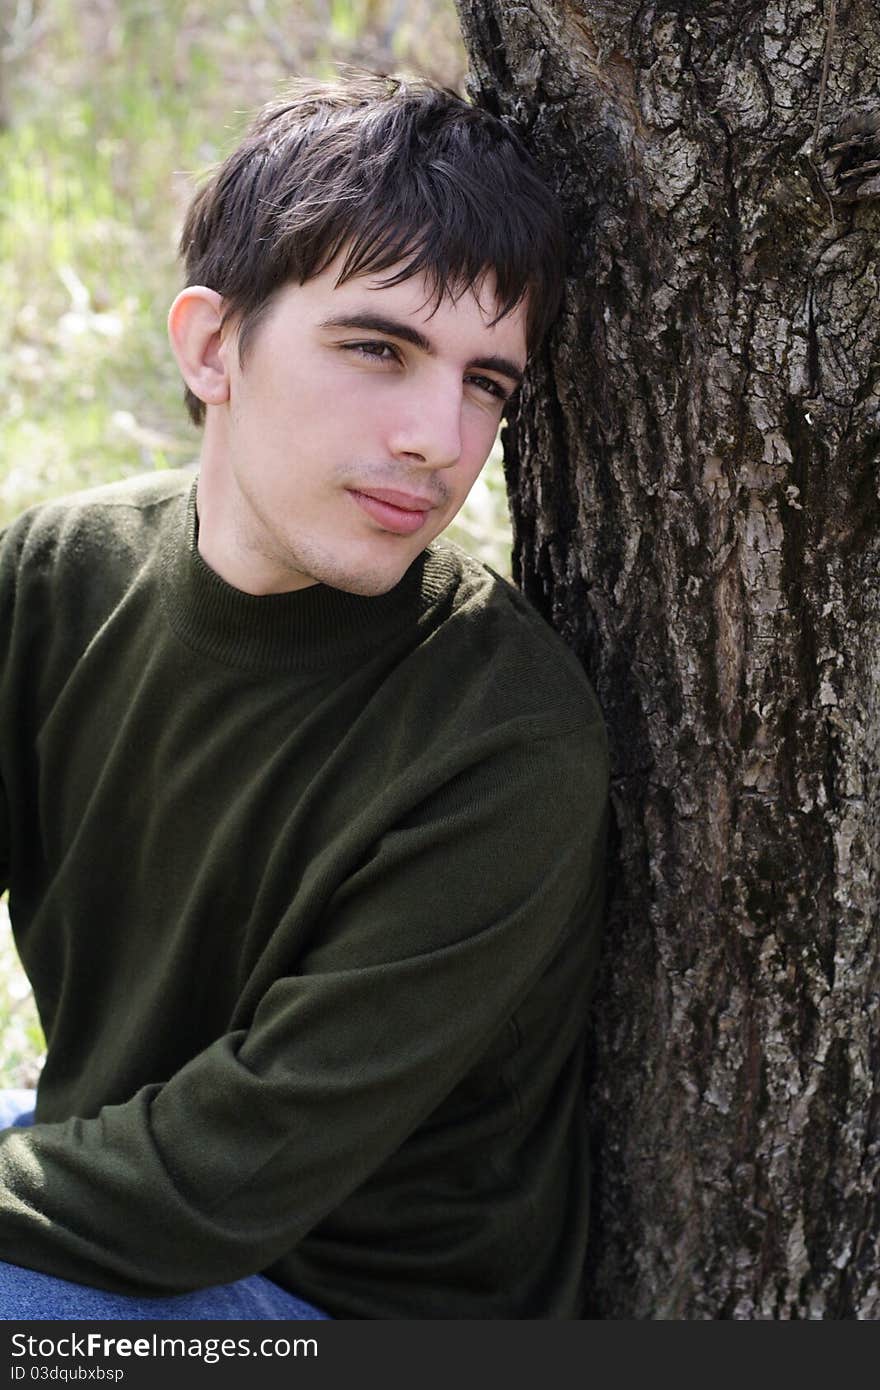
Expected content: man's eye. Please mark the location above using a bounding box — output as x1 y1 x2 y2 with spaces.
346 341 399 362
468 375 509 403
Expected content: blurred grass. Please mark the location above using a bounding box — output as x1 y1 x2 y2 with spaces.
0 0 514 1089
0 897 45 1089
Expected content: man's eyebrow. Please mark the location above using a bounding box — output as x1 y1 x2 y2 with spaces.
318 312 525 388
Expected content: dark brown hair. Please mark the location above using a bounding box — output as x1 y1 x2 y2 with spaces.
178 72 567 425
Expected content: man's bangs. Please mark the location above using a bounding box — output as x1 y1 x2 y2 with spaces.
329 221 530 326
319 172 554 340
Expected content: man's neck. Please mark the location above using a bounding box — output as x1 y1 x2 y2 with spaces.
195 453 317 597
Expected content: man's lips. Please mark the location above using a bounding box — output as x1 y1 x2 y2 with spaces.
354 487 436 511
348 487 439 536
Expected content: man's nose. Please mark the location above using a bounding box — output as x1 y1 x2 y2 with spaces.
388 381 463 470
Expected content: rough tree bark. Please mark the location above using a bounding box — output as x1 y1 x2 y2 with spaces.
454 0 880 1318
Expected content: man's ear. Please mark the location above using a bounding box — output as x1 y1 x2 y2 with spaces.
167 287 231 408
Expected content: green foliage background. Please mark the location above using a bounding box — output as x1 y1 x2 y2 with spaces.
0 0 514 1088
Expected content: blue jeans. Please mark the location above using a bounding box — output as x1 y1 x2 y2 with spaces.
0 1090 329 1321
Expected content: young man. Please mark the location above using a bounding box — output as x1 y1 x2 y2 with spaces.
0 74 609 1320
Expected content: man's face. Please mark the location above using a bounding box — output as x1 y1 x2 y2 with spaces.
199 254 528 596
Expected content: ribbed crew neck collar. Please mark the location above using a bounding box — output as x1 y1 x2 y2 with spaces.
160 479 455 673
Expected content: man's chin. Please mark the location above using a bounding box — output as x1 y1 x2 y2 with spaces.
314 550 423 598
328 567 413 598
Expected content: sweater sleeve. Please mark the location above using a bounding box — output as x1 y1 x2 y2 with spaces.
0 720 608 1295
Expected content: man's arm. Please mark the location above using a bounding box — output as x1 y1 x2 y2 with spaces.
0 721 608 1295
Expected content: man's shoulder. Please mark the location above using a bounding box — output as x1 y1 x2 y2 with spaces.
1 469 193 592
2 469 192 550
412 537 606 747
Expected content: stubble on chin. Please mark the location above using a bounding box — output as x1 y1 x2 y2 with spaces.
269 526 424 597
310 553 421 597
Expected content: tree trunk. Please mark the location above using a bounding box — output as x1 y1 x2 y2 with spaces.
455 0 880 1319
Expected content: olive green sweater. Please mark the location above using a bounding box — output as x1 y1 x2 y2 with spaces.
0 470 608 1319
